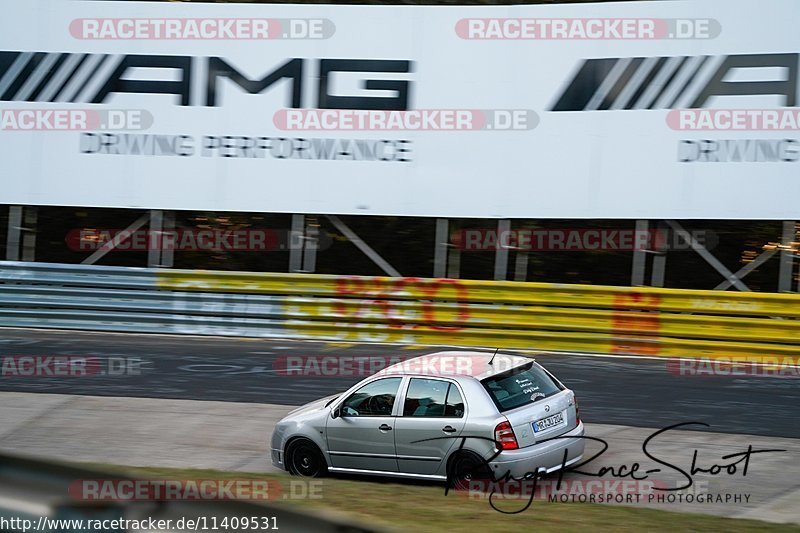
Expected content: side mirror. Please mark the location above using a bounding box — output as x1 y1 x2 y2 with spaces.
330 406 340 419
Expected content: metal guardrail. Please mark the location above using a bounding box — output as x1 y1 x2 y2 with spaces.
1 261 799 359
0 452 378 533
156 269 800 317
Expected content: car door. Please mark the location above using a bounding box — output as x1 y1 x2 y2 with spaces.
393 377 467 475
325 376 402 472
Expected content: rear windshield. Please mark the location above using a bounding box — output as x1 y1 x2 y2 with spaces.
481 362 563 412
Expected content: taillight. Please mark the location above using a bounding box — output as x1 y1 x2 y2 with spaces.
574 395 581 423
494 420 518 450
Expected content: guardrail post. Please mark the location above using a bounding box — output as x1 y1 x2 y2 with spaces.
289 214 304 273
650 222 668 287
5 206 22 261
494 219 511 280
514 251 529 281
447 244 461 278
631 220 648 286
302 217 319 273
147 210 163 268
20 206 37 262
3 206 35 262
778 220 796 293
289 215 320 273
160 211 175 268
434 218 448 278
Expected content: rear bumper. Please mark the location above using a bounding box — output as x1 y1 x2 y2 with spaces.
489 421 585 478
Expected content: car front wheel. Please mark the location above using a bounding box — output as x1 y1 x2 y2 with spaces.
286 439 328 477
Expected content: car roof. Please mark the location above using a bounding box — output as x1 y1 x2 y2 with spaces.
377 350 535 381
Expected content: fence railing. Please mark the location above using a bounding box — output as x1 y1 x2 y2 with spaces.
1 261 798 360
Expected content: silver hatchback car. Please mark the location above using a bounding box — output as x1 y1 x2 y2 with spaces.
270 351 585 482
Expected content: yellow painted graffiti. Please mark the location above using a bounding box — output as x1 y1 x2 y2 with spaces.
155 269 800 359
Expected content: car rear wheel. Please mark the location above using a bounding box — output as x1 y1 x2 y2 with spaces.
286 439 327 477
448 450 492 491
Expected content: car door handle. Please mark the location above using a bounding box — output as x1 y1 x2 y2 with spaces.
379 424 393 431
442 425 457 433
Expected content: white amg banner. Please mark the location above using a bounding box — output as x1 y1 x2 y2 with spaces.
0 0 798 218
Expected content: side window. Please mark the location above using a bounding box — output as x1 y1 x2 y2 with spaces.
340 377 401 417
403 378 463 418
445 384 465 417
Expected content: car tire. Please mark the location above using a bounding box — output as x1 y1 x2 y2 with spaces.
448 450 492 491
286 439 328 477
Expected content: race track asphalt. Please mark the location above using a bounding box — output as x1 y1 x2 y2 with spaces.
0 327 796 438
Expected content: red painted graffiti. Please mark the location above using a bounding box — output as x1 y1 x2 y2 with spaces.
611 292 662 355
332 276 471 331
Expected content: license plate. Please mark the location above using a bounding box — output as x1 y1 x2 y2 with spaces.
533 411 565 433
